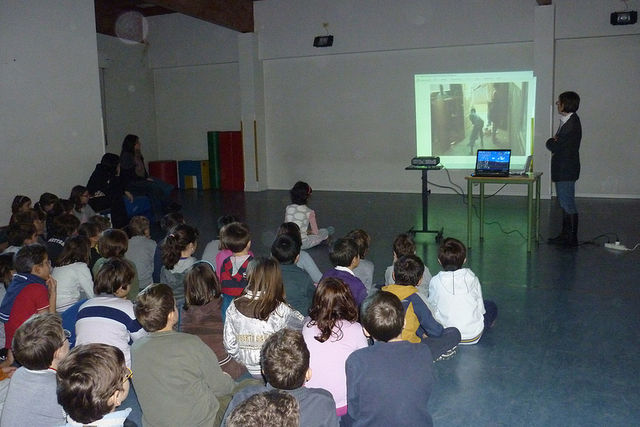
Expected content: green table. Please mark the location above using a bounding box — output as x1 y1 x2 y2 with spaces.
465 172 542 252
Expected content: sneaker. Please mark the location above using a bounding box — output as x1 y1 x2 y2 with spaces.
434 346 457 362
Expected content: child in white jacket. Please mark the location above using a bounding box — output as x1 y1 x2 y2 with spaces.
428 238 497 345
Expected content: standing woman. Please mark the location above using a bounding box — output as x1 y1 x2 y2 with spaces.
546 91 581 247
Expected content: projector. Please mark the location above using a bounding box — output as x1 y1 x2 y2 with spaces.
611 11 637 25
411 156 440 166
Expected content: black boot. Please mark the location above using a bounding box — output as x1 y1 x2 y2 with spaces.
565 213 579 247
548 210 570 244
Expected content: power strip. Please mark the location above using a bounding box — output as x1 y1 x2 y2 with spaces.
604 242 629 251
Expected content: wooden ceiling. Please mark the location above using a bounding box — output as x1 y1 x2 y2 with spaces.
94 0 256 39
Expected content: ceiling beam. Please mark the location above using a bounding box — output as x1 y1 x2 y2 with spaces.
147 0 255 33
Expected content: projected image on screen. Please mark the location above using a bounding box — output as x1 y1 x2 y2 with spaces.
415 71 536 169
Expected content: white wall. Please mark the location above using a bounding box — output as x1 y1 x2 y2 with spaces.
97 35 157 159
146 14 242 161
0 0 105 222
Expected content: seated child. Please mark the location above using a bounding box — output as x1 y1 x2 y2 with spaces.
51 235 94 312
346 229 375 293
428 237 497 345
284 181 333 249
302 277 368 416
227 390 299 427
201 215 238 266
12 209 47 245
384 233 432 300
181 261 248 379
75 258 147 368
132 283 236 426
125 216 157 289
223 257 304 377
152 212 184 282
8 195 31 225
0 244 57 349
46 214 80 266
0 254 14 347
69 185 97 224
320 238 367 306
2 222 38 254
345 292 434 426
271 234 315 315
216 222 253 319
382 255 460 361
276 222 322 283
77 222 101 272
93 229 139 301
56 343 133 426
34 192 59 218
223 329 339 427
0 313 68 426
160 223 198 310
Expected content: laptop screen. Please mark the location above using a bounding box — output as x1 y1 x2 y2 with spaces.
475 149 511 174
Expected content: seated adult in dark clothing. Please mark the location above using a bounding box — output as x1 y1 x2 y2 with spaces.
87 153 131 229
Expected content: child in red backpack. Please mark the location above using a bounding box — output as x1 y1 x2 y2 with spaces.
216 222 253 322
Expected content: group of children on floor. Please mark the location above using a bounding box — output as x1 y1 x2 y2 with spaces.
0 180 497 426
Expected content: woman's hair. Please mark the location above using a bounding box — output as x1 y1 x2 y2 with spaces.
289 181 312 205
134 283 176 332
0 253 15 287
120 134 139 154
307 277 359 343
56 344 129 424
161 224 199 270
184 261 220 310
11 195 31 214
93 258 134 295
57 235 91 266
128 216 150 237
244 257 286 321
276 222 302 248
69 185 89 212
97 229 129 258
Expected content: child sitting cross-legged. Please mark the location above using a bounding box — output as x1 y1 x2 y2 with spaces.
51 235 94 313
321 238 367 306
56 343 133 426
428 237 498 345
223 329 339 427
345 292 434 427
0 313 68 426
132 283 237 427
382 255 460 361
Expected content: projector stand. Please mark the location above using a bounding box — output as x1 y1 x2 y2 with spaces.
405 165 444 243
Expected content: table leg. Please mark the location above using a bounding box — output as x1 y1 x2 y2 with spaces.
467 179 473 248
527 181 533 252
479 183 485 240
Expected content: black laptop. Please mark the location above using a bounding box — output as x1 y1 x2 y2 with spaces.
473 149 511 177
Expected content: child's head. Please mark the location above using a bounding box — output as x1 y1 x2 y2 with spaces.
60 199 74 215
308 277 358 343
437 237 466 270
94 258 135 297
56 343 130 424
345 229 371 259
14 244 50 278
97 229 129 258
216 215 238 236
12 313 67 370
289 181 312 205
160 212 185 234
37 192 59 213
77 222 101 247
219 222 251 253
7 222 37 246
87 215 111 232
392 233 416 259
393 254 425 287
11 209 44 235
11 195 32 214
184 261 221 310
245 257 286 321
260 329 310 390
128 216 151 238
361 291 404 342
271 234 301 265
276 222 302 247
0 253 14 286
58 235 91 267
161 224 199 269
69 185 90 212
329 238 359 268
227 391 299 427
52 214 81 239
134 283 177 332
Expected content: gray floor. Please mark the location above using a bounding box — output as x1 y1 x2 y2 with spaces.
175 188 640 426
